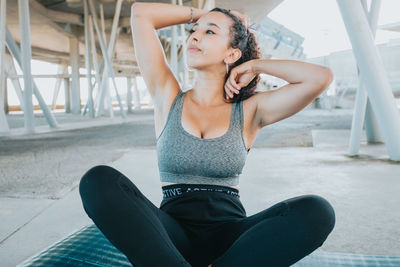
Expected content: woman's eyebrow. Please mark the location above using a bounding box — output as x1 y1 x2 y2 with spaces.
192 22 221 29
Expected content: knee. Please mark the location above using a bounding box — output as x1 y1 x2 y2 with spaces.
296 194 336 237
79 165 121 199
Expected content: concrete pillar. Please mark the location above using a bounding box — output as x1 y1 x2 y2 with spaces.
363 0 383 142
63 66 71 113
337 0 400 161
349 0 383 155
0 0 9 131
133 76 141 110
127 77 133 113
18 0 35 133
5 26 58 128
69 36 81 114
4 80 8 114
83 0 94 118
51 65 63 110
365 98 383 142
5 53 24 111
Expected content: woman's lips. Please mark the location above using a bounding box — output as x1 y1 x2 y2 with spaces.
188 47 201 52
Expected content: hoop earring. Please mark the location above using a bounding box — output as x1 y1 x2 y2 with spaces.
226 62 229 74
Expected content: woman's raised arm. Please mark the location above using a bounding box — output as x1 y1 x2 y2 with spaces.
231 59 333 129
130 3 207 102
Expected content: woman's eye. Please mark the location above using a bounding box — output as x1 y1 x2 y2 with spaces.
188 29 214 34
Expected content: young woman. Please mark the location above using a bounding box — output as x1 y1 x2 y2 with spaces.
79 3 336 267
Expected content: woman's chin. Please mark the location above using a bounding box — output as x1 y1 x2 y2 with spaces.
186 62 200 70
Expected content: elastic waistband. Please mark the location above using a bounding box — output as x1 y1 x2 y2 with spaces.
162 183 240 199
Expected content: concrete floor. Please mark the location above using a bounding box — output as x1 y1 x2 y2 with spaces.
0 106 399 267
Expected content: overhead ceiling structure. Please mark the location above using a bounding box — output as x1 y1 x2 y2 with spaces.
5 0 283 73
6 0 135 71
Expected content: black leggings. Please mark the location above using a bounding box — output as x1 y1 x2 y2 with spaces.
79 165 335 267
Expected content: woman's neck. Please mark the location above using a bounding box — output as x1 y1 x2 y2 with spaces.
190 71 227 107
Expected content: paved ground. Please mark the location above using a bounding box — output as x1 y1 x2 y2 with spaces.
1 100 400 266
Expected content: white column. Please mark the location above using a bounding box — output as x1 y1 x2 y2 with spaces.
3 78 7 114
5 26 58 128
0 0 9 132
337 0 400 161
69 36 81 114
51 65 63 110
349 0 382 155
127 77 133 112
89 15 101 111
5 53 24 111
63 65 71 113
364 98 383 142
364 0 383 143
82 0 94 118
133 76 141 110
18 0 35 133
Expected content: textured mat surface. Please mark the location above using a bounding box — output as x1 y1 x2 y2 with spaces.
18 224 400 267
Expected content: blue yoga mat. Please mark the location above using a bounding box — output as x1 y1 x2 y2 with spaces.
17 224 400 267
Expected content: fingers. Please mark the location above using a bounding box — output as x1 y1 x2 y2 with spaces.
229 71 240 90
225 84 238 99
224 73 241 99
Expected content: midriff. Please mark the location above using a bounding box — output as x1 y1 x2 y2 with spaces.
161 181 240 191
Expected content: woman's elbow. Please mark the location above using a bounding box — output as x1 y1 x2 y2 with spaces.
317 67 334 91
131 2 144 20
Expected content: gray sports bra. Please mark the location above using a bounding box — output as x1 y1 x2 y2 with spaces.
156 89 249 186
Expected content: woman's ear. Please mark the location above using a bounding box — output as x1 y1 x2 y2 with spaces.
226 48 242 64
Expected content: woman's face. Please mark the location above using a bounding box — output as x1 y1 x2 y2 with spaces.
186 11 233 71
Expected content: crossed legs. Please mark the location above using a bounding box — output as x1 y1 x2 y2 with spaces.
79 165 335 267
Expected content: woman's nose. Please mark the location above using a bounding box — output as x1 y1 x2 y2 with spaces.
190 36 199 43
190 32 201 42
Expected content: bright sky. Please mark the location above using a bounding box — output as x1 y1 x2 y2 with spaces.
267 0 400 58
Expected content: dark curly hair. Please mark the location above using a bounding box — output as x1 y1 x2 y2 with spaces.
209 7 261 103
